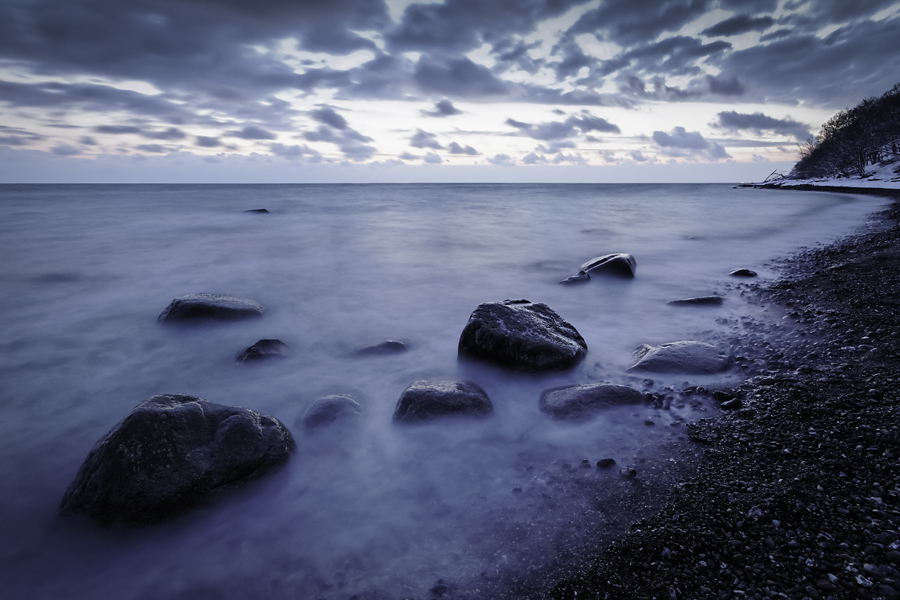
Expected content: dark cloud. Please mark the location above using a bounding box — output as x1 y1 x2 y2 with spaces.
652 126 731 160
309 107 348 130
135 144 167 153
707 74 745 96
0 125 43 146
422 99 462 117
567 0 713 46
718 0 779 11
488 153 515 166
423 152 442 164
79 136 97 145
270 142 322 160
597 36 732 79
51 144 80 156
551 38 596 81
506 112 621 142
410 129 443 150
142 127 185 140
521 152 547 164
196 136 220 147
701 15 775 37
447 142 479 155
227 126 277 140
491 39 544 75
759 29 793 42
713 110 810 140
302 112 375 162
94 125 142 135
414 56 509 97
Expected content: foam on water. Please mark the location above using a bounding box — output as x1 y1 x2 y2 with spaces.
0 183 888 599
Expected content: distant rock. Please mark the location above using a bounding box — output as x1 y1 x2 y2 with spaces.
729 268 757 277
355 340 407 356
580 254 636 278
237 339 287 362
158 293 264 322
58 394 294 527
539 383 644 420
559 271 590 285
458 299 587 372
629 341 731 374
667 296 724 306
393 380 492 423
302 394 362 429
243 209 269 214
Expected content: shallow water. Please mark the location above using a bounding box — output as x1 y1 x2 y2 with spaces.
0 183 888 599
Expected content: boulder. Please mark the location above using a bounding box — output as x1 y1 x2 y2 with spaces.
355 340 407 356
539 383 644 420
580 254 636 278
237 339 287 362
729 268 757 277
302 394 362 429
158 293 264 322
667 296 724 306
628 341 731 374
59 394 294 527
393 380 492 423
458 299 587 372
559 271 590 285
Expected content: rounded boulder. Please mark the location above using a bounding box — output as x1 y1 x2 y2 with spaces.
539 383 644 420
393 380 492 423
158 293 264 322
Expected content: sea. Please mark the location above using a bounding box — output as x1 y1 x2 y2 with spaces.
0 183 889 600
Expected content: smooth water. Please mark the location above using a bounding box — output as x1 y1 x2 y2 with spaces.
0 184 887 599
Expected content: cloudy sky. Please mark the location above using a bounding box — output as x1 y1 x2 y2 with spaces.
1 0 898 183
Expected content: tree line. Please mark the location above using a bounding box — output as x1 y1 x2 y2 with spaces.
791 83 900 179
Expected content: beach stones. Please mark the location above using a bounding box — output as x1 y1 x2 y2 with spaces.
730 268 757 277
237 339 287 361
355 340 408 356
158 293 264 322
629 341 731 374
667 296 724 306
539 383 644 420
302 394 362 429
458 299 587 372
581 254 636 278
393 380 492 423
59 394 294 527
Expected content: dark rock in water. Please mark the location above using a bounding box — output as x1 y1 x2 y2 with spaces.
355 340 407 356
539 383 644 420
302 394 362 429
158 293 264 322
620 466 638 478
629 341 731 374
58 394 294 527
729 268 757 277
458 299 587 372
580 253 636 278
559 271 590 285
667 296 724 306
597 458 617 469
237 339 287 362
243 209 269 213
393 380 492 423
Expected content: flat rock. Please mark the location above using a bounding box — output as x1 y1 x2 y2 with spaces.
729 268 758 277
629 341 731 374
58 394 294 527
539 383 644 420
242 209 269 214
237 339 287 361
393 380 492 423
580 254 636 278
667 296 724 306
458 299 587 372
158 293 264 322
355 340 407 356
302 394 363 429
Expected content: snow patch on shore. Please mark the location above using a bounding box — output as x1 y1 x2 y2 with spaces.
755 158 900 190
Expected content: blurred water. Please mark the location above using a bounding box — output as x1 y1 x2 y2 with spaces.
0 183 887 599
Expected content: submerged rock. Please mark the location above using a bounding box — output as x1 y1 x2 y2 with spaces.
237 339 287 362
355 340 408 356
730 268 758 277
580 254 637 278
559 271 591 285
393 380 492 423
302 394 362 429
243 209 269 214
158 293 264 322
458 299 587 372
667 296 724 306
59 394 294 527
539 383 644 420
629 341 731 374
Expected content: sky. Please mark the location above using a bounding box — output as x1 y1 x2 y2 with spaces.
1 0 898 183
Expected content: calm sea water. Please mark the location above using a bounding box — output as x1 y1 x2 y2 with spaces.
0 184 888 599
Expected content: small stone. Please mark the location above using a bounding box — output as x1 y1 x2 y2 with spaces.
619 466 637 478
237 339 287 362
729 269 758 277
597 458 617 468
355 340 407 356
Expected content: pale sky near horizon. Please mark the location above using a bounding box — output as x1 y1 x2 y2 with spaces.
1 0 898 183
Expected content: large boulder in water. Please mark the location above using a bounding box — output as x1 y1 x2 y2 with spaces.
458 299 587 372
302 394 362 429
393 380 492 423
580 254 636 278
628 341 731 374
59 394 294 527
539 384 644 420
158 294 264 322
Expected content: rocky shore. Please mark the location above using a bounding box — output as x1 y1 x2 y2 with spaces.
546 188 900 600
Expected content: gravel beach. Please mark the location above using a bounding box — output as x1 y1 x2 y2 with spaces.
545 188 900 600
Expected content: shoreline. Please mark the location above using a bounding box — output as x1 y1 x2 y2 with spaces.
546 186 900 600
